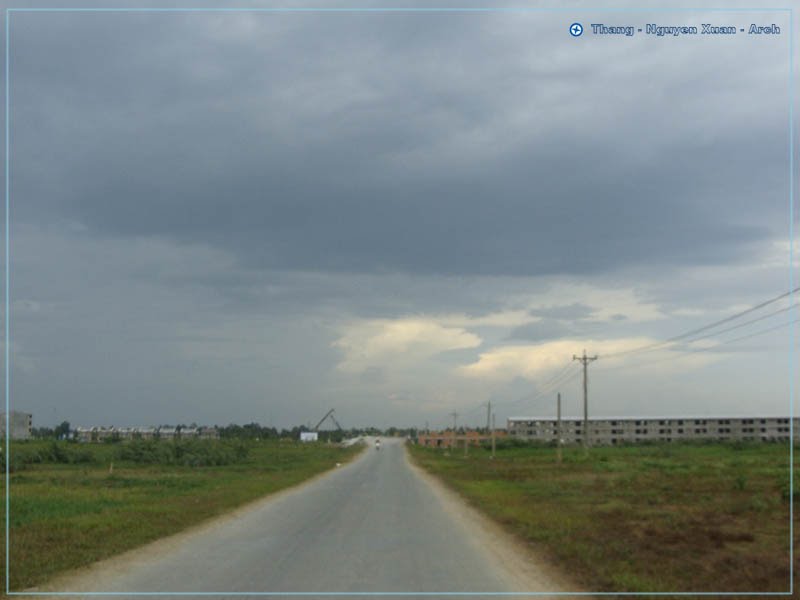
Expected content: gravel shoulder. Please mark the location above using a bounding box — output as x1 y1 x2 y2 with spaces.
404 446 583 595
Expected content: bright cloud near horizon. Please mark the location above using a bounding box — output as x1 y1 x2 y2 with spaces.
333 318 482 374
3 1 797 429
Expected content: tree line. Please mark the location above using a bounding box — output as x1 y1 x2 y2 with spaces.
31 421 418 441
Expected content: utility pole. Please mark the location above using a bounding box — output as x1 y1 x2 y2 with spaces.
486 401 491 434
491 413 496 459
450 411 459 451
556 392 562 464
573 349 598 449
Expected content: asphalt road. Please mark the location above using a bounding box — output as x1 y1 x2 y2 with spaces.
46 438 566 598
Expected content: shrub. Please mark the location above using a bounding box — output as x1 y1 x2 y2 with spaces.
116 439 250 467
0 441 99 471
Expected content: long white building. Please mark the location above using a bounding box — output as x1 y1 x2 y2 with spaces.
507 416 799 445
74 425 219 442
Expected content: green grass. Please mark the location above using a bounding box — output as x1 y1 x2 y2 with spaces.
409 441 796 593
1 439 363 591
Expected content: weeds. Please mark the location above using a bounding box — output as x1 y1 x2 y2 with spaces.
409 441 795 593
2 439 362 590
115 439 249 466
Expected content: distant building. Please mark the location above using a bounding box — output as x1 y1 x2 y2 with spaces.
300 432 319 442
115 427 135 440
74 424 220 442
417 429 507 448
507 416 800 445
197 426 219 440
0 412 32 440
92 427 111 442
136 427 157 440
158 427 178 440
74 426 115 442
74 426 95 443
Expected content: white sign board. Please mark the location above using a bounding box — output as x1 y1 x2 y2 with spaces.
300 432 318 442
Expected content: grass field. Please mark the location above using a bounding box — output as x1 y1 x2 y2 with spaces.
409 441 796 593
1 438 363 591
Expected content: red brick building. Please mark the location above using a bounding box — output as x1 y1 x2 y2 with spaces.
417 429 507 448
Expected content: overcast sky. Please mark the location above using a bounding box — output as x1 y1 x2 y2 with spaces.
3 1 797 429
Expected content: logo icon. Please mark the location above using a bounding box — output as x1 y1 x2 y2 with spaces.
569 22 584 37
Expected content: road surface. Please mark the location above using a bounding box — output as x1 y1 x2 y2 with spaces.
37 438 571 598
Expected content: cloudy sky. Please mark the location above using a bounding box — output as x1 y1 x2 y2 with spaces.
3 0 797 429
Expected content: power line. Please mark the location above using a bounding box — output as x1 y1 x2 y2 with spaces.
461 401 489 416
601 286 800 359
717 317 800 346
673 303 798 347
474 363 580 422
505 368 582 412
602 302 798 368
439 289 799 428
537 360 577 390
596 316 800 374
459 367 579 435
527 370 582 410
484 359 577 413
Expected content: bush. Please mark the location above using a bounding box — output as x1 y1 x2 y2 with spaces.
490 437 541 450
0 441 98 471
116 439 250 467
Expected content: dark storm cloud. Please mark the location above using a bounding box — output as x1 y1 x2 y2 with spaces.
9 9 789 279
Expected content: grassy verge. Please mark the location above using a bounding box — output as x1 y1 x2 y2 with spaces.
2 438 363 591
408 441 795 593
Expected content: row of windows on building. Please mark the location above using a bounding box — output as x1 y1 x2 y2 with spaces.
518 418 793 427
510 417 798 445
524 426 790 435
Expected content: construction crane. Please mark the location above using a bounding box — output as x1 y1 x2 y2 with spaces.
329 412 343 431
313 409 343 432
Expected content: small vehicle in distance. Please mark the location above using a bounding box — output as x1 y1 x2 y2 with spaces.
375 438 381 450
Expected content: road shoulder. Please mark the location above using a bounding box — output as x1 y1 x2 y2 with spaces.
405 444 586 596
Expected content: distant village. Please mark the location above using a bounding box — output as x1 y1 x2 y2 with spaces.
73 425 220 443
4 410 798 447
0 411 402 443
0 411 219 442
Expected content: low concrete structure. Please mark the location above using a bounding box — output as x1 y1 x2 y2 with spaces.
0 412 32 440
507 416 800 445
417 429 508 448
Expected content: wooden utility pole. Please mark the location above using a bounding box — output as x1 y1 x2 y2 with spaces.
557 392 562 464
486 401 491 433
450 411 458 450
491 413 496 459
573 349 598 448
